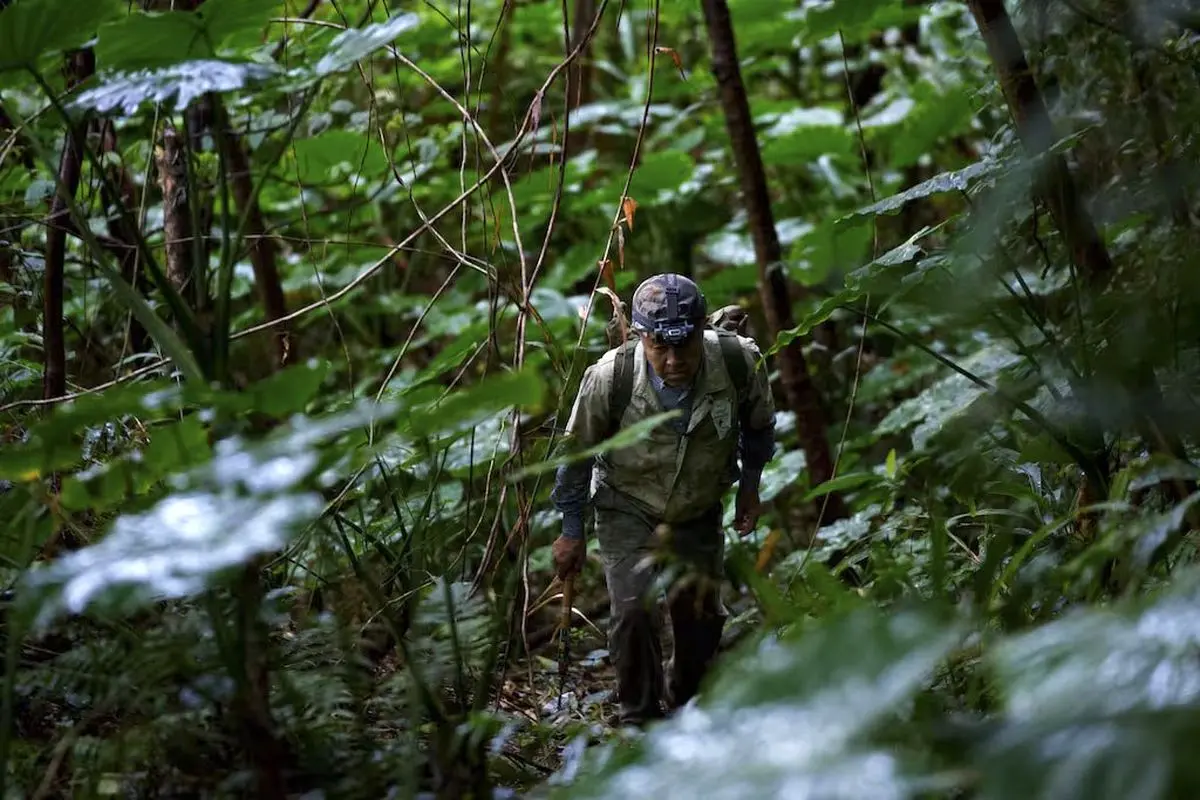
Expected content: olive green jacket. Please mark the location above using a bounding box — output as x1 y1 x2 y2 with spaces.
562 329 776 523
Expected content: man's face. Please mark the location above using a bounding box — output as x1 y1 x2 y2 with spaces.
641 331 703 388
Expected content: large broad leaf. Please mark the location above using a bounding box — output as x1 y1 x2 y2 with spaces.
799 0 926 46
94 0 281 70
627 151 695 205
560 607 965 798
768 225 941 356
875 344 1022 451
403 366 545 439
71 59 281 114
291 129 390 181
20 401 398 626
759 107 853 165
0 0 122 72
842 160 1000 220
309 12 419 77
72 12 420 113
0 362 330 484
976 571 1200 800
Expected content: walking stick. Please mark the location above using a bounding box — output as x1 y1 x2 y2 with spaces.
556 574 574 711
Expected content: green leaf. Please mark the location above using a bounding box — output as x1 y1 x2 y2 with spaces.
508 411 682 481
627 151 694 203
72 59 280 114
802 471 881 502
242 359 329 418
59 414 213 512
759 108 853 165
76 11 419 113
978 571 1200 800
291 130 389 182
404 367 544 439
768 224 942 357
565 606 964 798
800 0 925 46
0 0 123 72
21 402 396 624
875 344 1022 451
94 0 281 70
198 0 282 52
841 160 999 220
309 12 420 78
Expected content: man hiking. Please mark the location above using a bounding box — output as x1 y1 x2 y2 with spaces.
550 272 776 725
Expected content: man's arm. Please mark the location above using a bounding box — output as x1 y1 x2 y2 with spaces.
550 363 610 539
738 339 777 487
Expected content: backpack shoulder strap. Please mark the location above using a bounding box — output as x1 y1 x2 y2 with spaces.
716 330 749 401
607 339 637 437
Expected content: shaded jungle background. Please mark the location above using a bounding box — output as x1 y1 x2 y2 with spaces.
3 0 1200 797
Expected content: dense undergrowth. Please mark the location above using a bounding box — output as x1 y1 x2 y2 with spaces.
3 0 1200 797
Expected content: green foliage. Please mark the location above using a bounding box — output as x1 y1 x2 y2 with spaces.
5 0 1200 796
0 0 122 73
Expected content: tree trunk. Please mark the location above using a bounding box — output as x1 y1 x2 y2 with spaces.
700 0 847 525
155 122 194 296
96 120 150 352
969 0 1193 509
967 0 1115 286
212 99 292 366
42 50 94 403
566 0 596 108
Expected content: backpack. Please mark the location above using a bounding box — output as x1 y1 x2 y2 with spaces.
604 302 753 438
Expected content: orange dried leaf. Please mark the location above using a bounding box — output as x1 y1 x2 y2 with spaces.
598 258 616 292
622 196 638 230
755 529 782 573
655 46 687 80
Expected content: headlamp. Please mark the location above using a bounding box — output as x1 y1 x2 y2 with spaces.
652 320 696 346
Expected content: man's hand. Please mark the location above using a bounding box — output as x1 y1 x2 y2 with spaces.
552 535 586 579
734 482 761 536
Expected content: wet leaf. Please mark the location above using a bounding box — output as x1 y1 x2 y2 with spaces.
842 160 999 220
21 401 398 624
876 345 1021 451
72 59 281 114
564 607 964 799
309 12 420 78
978 571 1200 800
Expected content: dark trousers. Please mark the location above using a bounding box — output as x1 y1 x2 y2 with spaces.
593 485 727 724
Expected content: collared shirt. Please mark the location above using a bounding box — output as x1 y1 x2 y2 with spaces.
551 330 776 538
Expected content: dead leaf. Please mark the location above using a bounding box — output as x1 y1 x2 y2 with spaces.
756 529 782 573
622 196 638 231
598 258 616 292
595 285 628 342
654 46 687 81
530 88 544 131
616 225 626 271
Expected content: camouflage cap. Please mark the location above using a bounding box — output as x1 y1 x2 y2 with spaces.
631 273 707 345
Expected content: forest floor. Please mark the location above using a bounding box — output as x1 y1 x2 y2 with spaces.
489 573 763 787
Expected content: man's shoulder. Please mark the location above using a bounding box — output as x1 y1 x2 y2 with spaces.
705 328 763 363
580 343 630 390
